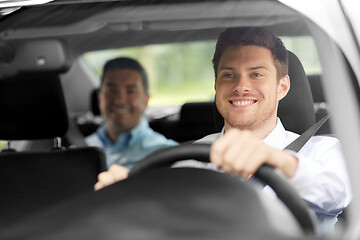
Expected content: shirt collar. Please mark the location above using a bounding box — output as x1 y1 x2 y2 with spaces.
96 116 149 148
262 118 287 150
219 118 287 150
128 116 150 145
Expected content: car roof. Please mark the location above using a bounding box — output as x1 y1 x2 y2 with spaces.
0 0 310 70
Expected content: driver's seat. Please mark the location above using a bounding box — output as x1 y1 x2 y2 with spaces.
278 50 316 134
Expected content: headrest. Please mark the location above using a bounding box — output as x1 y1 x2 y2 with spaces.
0 74 69 140
278 51 315 134
91 88 101 116
180 101 223 132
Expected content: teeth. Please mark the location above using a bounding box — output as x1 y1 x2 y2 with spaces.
231 101 254 106
111 106 129 113
115 108 128 113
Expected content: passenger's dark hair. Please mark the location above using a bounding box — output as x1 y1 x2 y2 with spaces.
101 57 149 94
212 27 288 79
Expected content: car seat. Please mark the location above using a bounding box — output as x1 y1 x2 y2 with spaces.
0 73 106 226
278 50 316 134
307 74 331 134
76 88 103 137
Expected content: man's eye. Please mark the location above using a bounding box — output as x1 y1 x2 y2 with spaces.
252 73 262 77
106 88 117 94
126 87 137 94
223 73 234 78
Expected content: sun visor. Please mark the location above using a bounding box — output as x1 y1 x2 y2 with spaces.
0 39 69 77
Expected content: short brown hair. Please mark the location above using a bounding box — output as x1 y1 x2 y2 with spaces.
212 27 288 79
101 57 149 94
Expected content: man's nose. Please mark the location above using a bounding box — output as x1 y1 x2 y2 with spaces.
233 75 251 92
113 90 126 103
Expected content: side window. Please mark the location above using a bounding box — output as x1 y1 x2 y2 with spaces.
0 141 7 151
281 36 322 75
281 37 325 103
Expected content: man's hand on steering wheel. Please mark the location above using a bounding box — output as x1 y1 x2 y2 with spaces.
211 128 298 179
94 128 298 190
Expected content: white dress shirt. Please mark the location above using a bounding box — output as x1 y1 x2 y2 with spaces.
191 118 352 236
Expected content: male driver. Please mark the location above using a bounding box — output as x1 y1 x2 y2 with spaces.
93 28 351 236
86 57 178 168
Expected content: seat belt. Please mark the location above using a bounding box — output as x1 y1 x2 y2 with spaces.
284 114 330 152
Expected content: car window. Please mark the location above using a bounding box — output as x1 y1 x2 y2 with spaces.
281 36 322 75
82 35 321 107
0 140 6 151
82 41 216 107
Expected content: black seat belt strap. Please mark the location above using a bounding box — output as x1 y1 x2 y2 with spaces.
284 115 330 153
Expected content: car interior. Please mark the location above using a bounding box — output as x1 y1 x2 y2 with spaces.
0 0 354 239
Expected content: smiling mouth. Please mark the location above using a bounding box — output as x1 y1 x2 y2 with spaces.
110 105 130 113
229 100 256 106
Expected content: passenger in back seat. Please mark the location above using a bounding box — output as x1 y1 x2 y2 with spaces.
85 57 178 169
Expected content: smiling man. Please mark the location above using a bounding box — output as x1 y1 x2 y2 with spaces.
94 28 351 236
86 57 178 168
196 28 351 236
208 31 296 179
215 45 285 136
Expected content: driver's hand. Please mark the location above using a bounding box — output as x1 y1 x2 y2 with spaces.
94 164 129 191
210 128 298 179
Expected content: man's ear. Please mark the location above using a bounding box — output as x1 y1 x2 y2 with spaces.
278 75 290 101
144 94 150 107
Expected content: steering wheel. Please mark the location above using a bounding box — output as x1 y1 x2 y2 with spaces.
130 143 316 234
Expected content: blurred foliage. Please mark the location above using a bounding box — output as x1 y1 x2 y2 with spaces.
83 41 216 106
282 36 322 74
0 141 7 151
83 37 320 107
